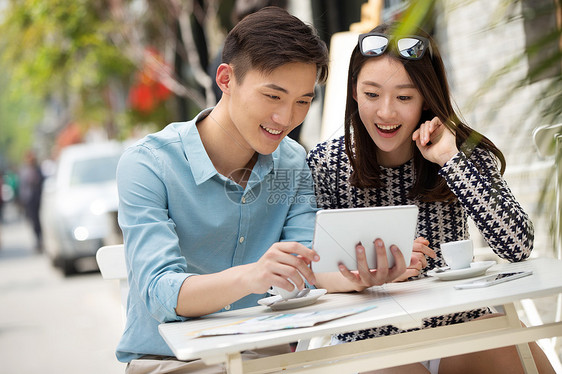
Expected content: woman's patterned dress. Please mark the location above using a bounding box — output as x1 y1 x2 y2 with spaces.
307 136 533 341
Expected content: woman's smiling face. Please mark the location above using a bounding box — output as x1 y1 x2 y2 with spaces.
353 56 425 167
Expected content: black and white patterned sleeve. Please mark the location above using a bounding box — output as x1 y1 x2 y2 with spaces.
307 142 337 209
438 148 533 262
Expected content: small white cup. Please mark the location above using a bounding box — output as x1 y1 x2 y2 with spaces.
440 239 474 270
271 279 299 300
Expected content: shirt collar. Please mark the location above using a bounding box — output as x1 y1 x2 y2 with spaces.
183 109 278 185
183 109 217 185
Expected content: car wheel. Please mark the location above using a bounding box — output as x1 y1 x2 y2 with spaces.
60 257 77 276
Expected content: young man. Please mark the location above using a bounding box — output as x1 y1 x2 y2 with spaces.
116 7 408 373
116 7 328 371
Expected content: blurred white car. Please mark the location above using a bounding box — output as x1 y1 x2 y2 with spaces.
41 142 124 275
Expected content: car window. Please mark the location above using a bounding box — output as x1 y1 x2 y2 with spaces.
69 155 120 186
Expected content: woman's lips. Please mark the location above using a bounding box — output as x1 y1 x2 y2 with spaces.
375 123 401 137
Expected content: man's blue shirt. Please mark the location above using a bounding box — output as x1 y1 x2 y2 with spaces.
115 109 317 362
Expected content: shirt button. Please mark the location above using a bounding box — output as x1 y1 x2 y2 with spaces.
241 196 246 204
224 304 231 311
239 236 245 243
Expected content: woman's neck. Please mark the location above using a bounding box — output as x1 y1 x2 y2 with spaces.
376 146 414 168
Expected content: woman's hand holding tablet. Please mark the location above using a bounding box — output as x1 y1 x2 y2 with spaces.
311 205 419 273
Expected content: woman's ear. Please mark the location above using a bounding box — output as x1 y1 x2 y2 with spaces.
216 63 233 95
352 83 358 102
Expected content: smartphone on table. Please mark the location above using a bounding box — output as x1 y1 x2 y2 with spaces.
454 271 533 290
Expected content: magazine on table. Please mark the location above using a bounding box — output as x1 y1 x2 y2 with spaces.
192 305 377 337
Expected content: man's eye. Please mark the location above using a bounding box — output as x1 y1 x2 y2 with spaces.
266 94 280 100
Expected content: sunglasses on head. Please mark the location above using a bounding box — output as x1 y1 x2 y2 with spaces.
358 32 432 60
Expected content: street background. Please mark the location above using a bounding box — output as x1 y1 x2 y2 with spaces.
0 0 560 372
0 202 125 374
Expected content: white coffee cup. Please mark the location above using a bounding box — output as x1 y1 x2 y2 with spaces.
440 239 474 270
271 279 300 300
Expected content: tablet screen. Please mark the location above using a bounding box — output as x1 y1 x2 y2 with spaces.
311 205 419 273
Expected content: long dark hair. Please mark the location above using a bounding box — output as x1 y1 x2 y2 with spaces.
344 23 506 202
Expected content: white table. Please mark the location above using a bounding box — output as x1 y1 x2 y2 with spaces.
159 257 562 373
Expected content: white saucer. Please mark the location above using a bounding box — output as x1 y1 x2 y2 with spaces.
258 289 327 310
427 261 496 281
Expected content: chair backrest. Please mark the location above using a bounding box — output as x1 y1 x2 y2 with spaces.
532 123 562 159
96 244 128 323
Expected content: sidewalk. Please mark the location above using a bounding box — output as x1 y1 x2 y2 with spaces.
0 202 125 374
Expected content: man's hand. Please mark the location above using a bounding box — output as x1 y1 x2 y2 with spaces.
245 242 320 295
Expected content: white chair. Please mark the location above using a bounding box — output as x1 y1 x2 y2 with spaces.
532 123 562 159
96 244 128 323
95 243 327 353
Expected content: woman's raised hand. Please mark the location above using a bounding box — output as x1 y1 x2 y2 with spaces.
412 116 459 166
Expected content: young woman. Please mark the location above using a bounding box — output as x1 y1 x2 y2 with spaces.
307 23 554 374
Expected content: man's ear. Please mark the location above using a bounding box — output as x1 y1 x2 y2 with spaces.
216 63 233 95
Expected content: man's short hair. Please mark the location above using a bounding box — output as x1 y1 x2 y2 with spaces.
222 6 329 84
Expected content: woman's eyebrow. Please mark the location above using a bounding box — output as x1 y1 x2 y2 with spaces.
362 81 415 89
396 83 416 89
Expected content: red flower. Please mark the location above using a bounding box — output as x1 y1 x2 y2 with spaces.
128 48 172 114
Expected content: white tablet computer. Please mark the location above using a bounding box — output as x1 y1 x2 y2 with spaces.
311 205 419 273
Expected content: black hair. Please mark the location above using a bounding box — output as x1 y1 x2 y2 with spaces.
222 6 329 85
